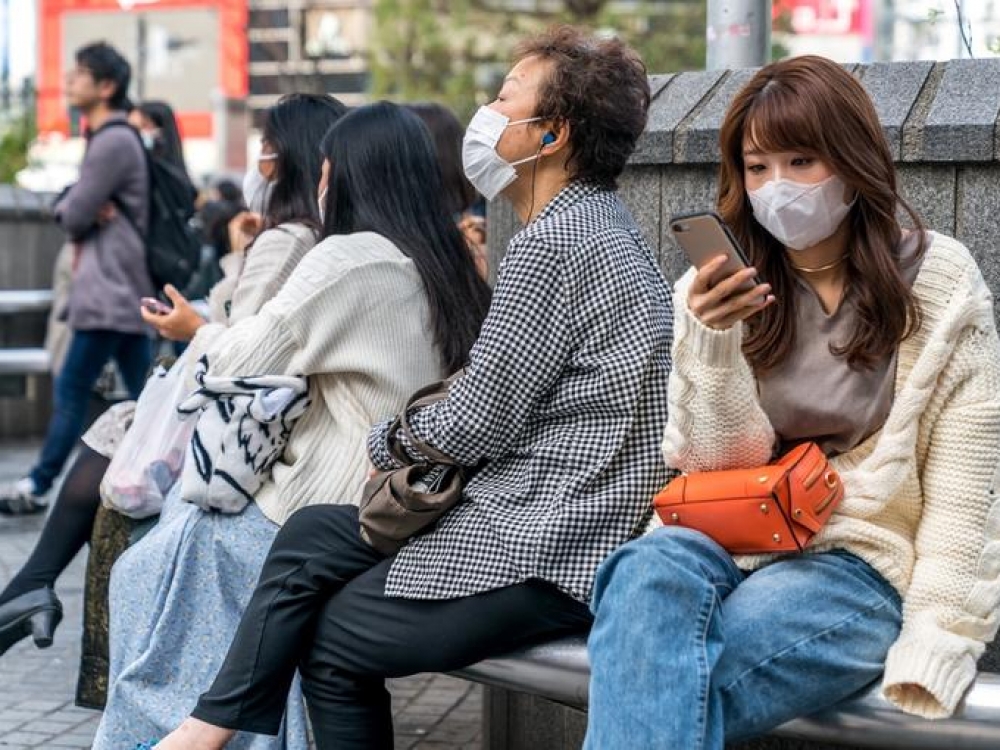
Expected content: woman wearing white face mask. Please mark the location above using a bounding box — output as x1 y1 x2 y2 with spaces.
584 56 1000 749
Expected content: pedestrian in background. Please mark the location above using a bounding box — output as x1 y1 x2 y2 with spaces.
0 42 153 514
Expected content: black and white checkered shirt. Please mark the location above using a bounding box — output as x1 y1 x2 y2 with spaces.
369 182 674 603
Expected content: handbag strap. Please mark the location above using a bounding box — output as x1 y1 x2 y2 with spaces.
383 370 466 467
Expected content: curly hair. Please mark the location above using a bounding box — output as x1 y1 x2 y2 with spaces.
514 26 650 190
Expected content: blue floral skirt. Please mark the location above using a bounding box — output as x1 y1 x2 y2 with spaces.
93 484 309 749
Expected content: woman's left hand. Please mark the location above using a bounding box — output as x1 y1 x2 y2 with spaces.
140 285 206 342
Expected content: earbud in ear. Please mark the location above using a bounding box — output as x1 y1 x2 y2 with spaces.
541 132 556 146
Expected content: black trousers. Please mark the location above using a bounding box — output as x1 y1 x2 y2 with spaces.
193 504 593 749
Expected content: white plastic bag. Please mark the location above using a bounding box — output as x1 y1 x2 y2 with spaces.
99 360 197 519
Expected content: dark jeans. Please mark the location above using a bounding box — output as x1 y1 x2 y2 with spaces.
30 329 152 493
193 505 593 749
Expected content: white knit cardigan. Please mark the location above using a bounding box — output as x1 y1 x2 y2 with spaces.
658 232 1000 719
203 230 443 526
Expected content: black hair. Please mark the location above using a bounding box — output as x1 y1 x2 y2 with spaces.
214 179 243 205
319 102 492 372
404 103 478 217
136 100 188 177
261 93 348 230
75 42 131 111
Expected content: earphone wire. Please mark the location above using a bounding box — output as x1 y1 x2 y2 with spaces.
527 139 546 223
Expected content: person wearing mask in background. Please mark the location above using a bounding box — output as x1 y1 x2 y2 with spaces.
0 42 153 515
0 96 346 713
406 102 488 280
129 100 191 180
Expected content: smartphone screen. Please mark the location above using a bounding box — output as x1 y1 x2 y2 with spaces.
141 297 171 315
670 211 759 291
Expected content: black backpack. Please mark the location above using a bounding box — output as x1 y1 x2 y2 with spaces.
100 120 201 294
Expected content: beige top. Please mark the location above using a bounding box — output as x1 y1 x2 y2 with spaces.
657 231 1000 719
758 232 924 455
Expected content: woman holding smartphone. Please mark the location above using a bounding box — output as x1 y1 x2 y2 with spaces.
585 55 1000 748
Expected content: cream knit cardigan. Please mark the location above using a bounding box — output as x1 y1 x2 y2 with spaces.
658 231 1000 719
202 230 442 526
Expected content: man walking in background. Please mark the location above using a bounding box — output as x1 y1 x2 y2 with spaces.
0 42 154 513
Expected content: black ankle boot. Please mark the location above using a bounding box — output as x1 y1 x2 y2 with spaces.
0 587 63 656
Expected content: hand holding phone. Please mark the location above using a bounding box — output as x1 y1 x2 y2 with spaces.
141 297 172 316
670 210 758 291
670 210 773 330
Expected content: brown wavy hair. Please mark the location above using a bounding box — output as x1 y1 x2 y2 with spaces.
717 55 925 372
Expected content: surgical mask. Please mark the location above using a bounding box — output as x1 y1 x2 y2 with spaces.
242 153 278 215
317 186 328 224
748 175 854 251
462 106 543 201
140 130 159 151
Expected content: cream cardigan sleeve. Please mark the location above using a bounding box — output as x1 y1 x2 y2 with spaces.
882 320 1000 718
203 232 428 382
184 223 317 368
662 269 775 472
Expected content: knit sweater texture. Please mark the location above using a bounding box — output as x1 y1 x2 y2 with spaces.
184 222 317 385
204 231 443 526
658 231 1000 719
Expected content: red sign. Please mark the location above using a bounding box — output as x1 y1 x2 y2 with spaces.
774 0 866 36
38 0 247 137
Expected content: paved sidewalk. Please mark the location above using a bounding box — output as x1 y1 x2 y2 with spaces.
0 444 482 749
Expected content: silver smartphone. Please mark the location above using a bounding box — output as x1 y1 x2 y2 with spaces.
669 210 758 291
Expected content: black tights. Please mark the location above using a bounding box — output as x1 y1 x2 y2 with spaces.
0 445 108 606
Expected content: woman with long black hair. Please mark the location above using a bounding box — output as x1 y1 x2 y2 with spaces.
97 100 491 749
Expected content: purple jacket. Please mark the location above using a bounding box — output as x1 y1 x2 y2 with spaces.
56 114 154 334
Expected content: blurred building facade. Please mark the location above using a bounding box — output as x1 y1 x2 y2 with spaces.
248 1 370 128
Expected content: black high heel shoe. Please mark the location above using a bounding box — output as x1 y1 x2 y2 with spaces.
0 588 63 656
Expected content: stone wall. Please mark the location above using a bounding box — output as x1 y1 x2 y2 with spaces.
0 186 63 439
483 58 1000 750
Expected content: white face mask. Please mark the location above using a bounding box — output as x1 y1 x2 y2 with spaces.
317 186 328 225
748 175 854 251
140 129 159 151
243 153 278 215
462 106 543 201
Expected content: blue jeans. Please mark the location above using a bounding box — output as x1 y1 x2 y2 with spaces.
584 527 902 750
30 329 152 494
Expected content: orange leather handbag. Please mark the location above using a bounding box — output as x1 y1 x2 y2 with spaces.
652 442 844 555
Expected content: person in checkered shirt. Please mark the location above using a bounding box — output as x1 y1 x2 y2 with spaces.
156 26 673 750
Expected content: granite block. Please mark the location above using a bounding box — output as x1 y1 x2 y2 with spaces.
648 73 673 102
659 164 720 284
676 69 757 164
857 61 935 160
919 58 1000 162
617 166 662 256
896 164 956 237
956 165 1000 314
485 197 519 285
632 70 726 166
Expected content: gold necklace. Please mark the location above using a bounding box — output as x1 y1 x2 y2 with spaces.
789 255 847 274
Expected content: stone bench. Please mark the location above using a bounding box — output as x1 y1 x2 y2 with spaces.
455 636 1000 749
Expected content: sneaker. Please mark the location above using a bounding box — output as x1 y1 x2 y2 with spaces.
0 477 48 515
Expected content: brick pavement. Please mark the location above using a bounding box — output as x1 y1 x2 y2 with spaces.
0 444 482 749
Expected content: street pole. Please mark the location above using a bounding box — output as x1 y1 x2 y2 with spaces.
706 0 772 70
1 0 10 112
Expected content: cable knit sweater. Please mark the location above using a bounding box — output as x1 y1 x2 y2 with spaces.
657 231 1000 719
203 230 443 526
